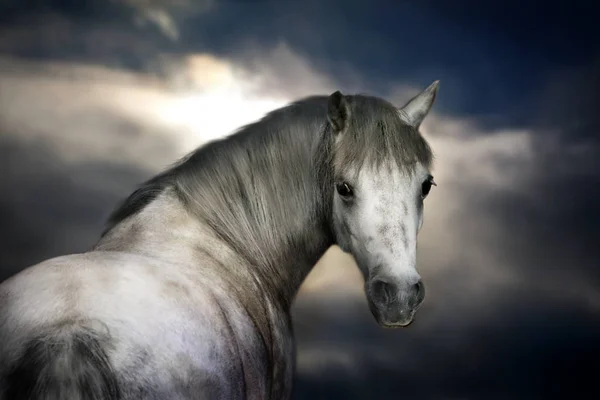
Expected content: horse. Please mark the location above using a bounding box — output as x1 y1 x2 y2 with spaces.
0 81 440 399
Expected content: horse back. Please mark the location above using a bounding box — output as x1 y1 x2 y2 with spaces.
0 252 275 399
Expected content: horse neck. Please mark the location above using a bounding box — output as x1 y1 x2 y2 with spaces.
97 115 335 310
178 121 335 308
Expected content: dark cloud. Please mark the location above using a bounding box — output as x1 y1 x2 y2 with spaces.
292 291 600 399
0 135 148 280
0 0 175 70
0 107 182 280
532 60 600 147
0 57 185 281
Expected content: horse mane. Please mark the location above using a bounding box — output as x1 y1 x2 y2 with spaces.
103 94 433 240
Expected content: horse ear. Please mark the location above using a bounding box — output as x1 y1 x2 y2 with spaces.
399 80 439 128
327 91 351 135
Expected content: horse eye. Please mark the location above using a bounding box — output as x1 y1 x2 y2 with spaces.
421 181 432 197
421 177 436 198
336 182 354 199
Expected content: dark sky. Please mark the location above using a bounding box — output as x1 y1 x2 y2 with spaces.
1 0 599 398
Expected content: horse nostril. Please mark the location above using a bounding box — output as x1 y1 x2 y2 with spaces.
411 281 425 302
371 279 395 306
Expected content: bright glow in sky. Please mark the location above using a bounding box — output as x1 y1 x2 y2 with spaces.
160 89 286 145
156 54 288 149
0 54 289 166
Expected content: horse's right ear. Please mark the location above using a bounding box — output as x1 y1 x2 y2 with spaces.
327 91 351 135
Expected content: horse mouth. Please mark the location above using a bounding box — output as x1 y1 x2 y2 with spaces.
380 317 415 328
369 303 418 328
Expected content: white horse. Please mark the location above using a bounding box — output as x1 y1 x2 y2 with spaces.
0 81 439 399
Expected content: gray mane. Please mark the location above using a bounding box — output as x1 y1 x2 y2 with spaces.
104 94 433 254
103 96 332 235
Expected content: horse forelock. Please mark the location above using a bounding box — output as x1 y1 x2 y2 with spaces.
333 94 434 176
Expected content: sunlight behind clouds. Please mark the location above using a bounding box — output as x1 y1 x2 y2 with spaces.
159 54 287 146
0 54 286 168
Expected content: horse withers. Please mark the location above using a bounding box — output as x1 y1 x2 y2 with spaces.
0 81 440 399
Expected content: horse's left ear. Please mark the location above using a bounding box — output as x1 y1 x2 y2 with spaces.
399 80 439 128
327 90 351 135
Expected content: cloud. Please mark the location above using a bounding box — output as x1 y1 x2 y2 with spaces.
292 290 600 399
224 42 343 99
124 0 216 40
0 56 177 279
0 52 281 280
0 11 162 67
0 140 147 280
0 53 291 165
